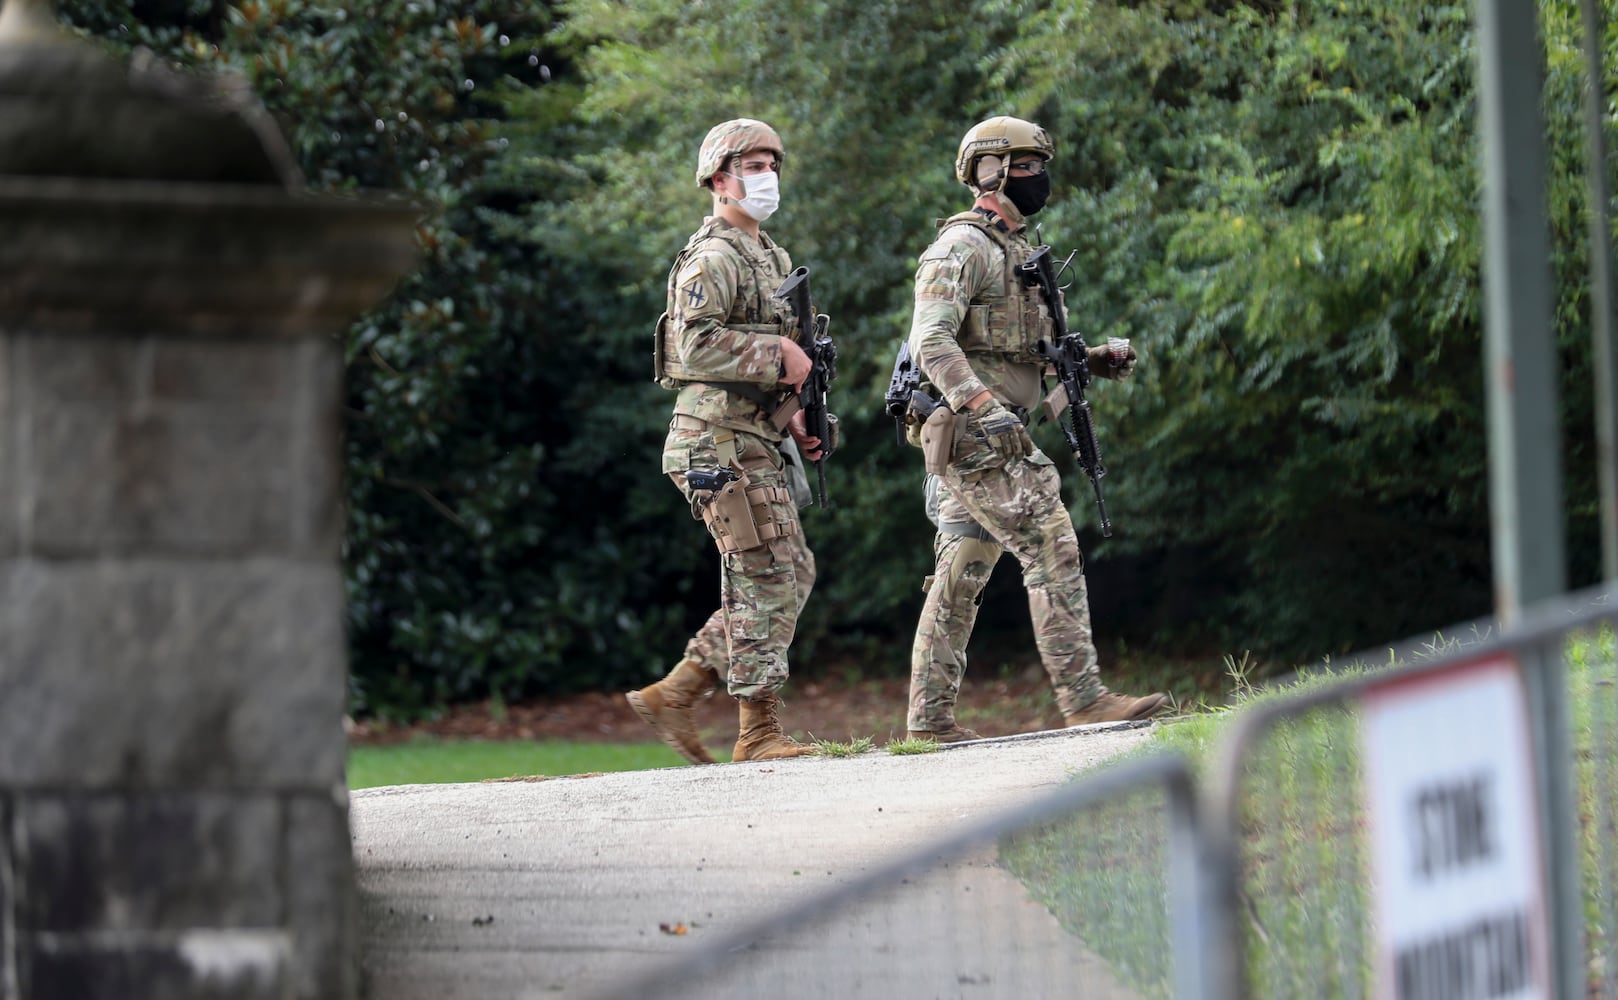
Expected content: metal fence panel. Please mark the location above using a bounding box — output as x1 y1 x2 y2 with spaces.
1236 702 1372 998
1207 585 1618 999
1561 607 1618 997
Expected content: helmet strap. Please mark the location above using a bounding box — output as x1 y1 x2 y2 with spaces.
989 191 1029 230
714 160 741 205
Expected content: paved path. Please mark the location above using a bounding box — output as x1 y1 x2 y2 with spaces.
351 723 1159 1000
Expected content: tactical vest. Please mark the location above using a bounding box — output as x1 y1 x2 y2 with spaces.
937 211 1050 366
653 219 793 390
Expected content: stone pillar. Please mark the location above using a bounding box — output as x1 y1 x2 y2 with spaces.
0 3 418 997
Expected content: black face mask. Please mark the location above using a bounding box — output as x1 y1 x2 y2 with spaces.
1003 171 1051 216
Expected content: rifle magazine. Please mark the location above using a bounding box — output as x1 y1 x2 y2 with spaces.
1041 383 1070 424
769 395 802 432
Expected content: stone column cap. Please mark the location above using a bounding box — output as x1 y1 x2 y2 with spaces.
0 176 424 336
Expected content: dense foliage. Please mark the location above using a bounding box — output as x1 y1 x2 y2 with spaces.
44 0 1612 716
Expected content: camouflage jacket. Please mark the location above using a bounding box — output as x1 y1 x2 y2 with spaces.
906 210 1054 416
658 216 796 440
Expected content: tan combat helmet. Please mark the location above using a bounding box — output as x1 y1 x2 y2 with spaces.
955 115 1054 193
695 118 784 188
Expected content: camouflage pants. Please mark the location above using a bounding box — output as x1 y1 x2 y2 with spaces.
663 419 815 700
908 483 1003 730
927 450 1102 720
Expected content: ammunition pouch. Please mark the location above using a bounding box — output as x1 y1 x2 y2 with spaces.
698 469 799 554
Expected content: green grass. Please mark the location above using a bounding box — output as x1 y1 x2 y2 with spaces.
885 735 942 755
810 735 875 758
347 739 695 789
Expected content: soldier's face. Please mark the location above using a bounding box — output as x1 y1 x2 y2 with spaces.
718 151 778 198
735 152 778 177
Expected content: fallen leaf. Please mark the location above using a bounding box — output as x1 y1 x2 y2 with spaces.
658 922 689 936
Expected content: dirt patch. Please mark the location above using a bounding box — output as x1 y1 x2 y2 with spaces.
347 669 1073 747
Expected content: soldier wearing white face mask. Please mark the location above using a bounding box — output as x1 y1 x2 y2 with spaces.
629 118 828 764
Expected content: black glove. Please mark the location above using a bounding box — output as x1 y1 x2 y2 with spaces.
968 399 1034 461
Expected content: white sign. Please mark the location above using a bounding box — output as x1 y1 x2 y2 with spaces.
1361 654 1549 1000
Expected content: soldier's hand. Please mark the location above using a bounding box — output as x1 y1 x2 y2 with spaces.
780 337 812 391
1087 343 1137 380
788 410 823 461
968 399 1033 461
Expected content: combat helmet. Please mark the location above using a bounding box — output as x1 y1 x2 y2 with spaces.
695 118 784 188
955 115 1054 192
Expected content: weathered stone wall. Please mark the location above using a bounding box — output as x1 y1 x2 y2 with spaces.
0 143 415 1000
1 333 348 999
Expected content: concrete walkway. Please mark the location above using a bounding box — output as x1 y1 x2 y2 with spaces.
351 723 1159 1000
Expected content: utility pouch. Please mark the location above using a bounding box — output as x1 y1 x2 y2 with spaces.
921 405 959 476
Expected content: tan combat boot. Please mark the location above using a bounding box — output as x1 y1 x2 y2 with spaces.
625 659 717 765
733 694 816 761
1064 689 1169 727
905 724 982 744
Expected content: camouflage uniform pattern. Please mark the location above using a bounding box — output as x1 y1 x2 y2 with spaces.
661 216 814 700
908 479 1003 730
906 214 1105 722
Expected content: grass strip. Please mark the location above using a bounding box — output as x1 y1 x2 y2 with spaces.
348 739 691 789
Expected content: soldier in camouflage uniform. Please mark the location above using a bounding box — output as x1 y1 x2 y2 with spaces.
905 115 1167 742
626 119 823 764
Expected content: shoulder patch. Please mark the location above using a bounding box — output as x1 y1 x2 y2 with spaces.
675 258 715 314
919 244 952 263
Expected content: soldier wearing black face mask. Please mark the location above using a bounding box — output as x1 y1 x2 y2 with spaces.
899 116 1163 743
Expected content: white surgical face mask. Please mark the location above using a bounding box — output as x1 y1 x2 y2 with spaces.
728 169 780 222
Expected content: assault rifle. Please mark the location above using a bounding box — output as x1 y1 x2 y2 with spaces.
883 340 940 446
773 266 837 507
1018 246 1113 537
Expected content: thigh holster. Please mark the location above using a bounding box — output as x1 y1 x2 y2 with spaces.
699 471 800 554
